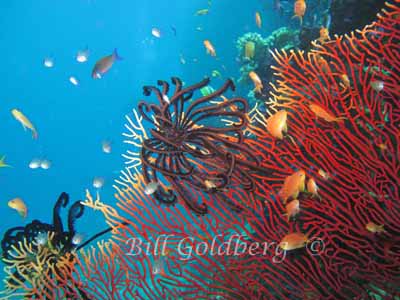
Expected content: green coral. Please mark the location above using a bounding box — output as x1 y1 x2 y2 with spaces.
265 27 299 50
236 27 299 87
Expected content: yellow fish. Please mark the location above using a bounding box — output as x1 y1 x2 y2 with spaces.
8 197 28 218
0 156 11 168
11 109 38 139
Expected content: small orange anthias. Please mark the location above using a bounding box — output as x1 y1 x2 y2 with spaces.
340 74 351 88
309 103 346 122
366 222 385 233
279 169 306 204
203 40 216 56
279 232 309 250
292 0 306 25
307 177 320 199
266 110 287 139
318 27 330 43
249 71 263 93
285 199 300 221
315 54 330 73
255 11 262 28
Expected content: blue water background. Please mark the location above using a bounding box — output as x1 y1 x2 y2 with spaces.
0 0 286 285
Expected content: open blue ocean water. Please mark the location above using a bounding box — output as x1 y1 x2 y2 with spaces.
0 0 285 287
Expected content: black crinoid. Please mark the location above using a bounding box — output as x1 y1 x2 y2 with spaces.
137 77 262 215
2 193 84 261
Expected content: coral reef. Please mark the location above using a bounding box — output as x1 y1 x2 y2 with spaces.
1 2 398 300
236 29 300 94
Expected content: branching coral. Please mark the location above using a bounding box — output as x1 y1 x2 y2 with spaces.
240 1 400 298
122 109 149 170
1 193 85 296
101 2 399 299
0 192 116 299
67 241 137 300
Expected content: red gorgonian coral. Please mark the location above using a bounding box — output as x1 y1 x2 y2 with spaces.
37 2 400 299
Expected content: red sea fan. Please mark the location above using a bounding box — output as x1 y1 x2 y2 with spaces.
242 1 400 298
63 2 400 300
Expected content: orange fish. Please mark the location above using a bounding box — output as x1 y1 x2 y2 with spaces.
309 104 346 122
377 143 387 151
203 40 216 57
366 222 385 233
292 0 306 25
279 232 308 251
92 48 122 79
340 74 350 88
279 170 306 204
285 199 300 221
255 12 262 28
318 168 331 180
249 71 263 93
318 27 330 43
8 197 28 218
307 177 319 198
316 55 329 73
266 110 287 139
